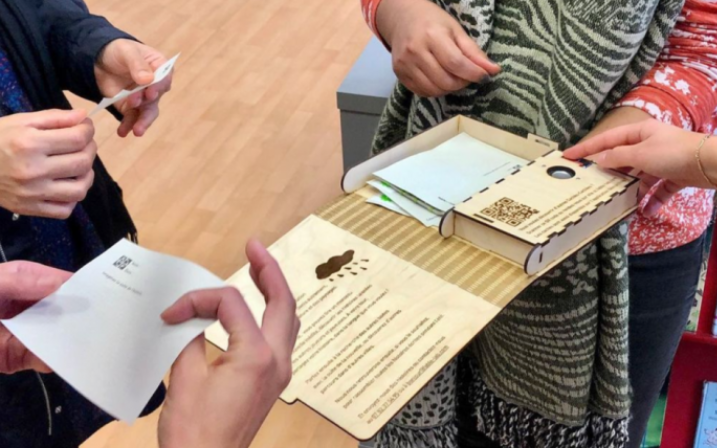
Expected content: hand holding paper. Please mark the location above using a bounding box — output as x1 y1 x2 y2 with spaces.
0 261 71 374
158 240 300 448
0 237 299 444
93 39 177 137
0 239 225 423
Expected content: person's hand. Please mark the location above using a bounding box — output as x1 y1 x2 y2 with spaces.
0 109 97 219
95 39 173 138
158 239 299 448
565 120 715 217
0 261 71 374
376 0 500 97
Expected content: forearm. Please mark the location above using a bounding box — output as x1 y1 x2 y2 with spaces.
582 106 654 141
39 0 135 101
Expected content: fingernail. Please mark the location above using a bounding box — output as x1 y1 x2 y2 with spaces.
477 76 492 85
36 276 62 291
642 203 659 218
139 70 152 81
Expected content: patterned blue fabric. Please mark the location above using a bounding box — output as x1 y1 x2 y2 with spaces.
0 48 32 114
0 45 128 448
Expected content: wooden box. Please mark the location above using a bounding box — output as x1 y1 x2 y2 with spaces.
343 115 638 275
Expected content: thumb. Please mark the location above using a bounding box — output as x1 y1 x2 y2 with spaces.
168 336 206 393
642 180 682 218
119 44 154 86
20 109 86 130
0 262 71 302
453 32 501 76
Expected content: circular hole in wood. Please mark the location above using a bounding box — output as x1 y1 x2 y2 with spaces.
547 166 576 180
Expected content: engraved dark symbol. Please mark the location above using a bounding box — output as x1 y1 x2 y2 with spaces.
316 250 355 280
316 251 369 281
481 197 539 227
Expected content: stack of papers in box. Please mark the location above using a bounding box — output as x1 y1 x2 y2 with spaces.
366 133 528 226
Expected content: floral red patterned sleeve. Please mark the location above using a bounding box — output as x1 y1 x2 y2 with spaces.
614 0 717 255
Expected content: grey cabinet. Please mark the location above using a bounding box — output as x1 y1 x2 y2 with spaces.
337 37 396 172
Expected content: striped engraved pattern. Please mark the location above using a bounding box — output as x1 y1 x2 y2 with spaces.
316 193 530 308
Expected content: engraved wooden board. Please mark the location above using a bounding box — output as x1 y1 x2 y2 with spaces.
205 116 637 440
205 195 635 440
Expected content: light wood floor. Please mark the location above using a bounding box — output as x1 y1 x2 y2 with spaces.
74 0 371 446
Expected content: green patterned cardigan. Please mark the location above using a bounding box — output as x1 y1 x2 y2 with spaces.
368 1 685 447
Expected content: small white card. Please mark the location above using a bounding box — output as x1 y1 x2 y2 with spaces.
89 54 180 117
0 239 224 423
366 193 411 217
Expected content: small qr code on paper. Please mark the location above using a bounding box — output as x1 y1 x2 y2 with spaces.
481 198 539 227
113 256 132 270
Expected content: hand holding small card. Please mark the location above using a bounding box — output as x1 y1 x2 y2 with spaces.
90 54 180 117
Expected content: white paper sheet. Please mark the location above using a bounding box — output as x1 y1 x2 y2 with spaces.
366 193 411 217
1 239 224 423
373 133 527 212
89 54 180 117
367 180 442 227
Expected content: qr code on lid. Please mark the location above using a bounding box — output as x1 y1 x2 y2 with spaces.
481 198 539 227
113 256 132 270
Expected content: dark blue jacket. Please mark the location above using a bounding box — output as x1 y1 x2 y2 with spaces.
0 1 164 446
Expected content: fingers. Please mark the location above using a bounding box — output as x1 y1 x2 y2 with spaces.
453 31 501 76
565 124 645 160
168 335 206 392
0 261 70 316
132 103 160 137
25 201 76 220
18 109 87 131
161 287 263 347
144 85 161 102
120 43 155 86
642 180 683 218
246 239 298 359
46 142 97 179
637 173 660 199
126 91 144 110
419 50 470 92
44 169 95 203
400 67 446 97
430 36 488 84
118 109 140 138
0 328 52 374
116 91 163 137
576 143 647 173
38 120 95 156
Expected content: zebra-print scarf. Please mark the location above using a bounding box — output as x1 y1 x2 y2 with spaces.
370 1 684 447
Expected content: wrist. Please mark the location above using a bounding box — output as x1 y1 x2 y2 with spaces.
700 137 717 189
376 0 411 46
